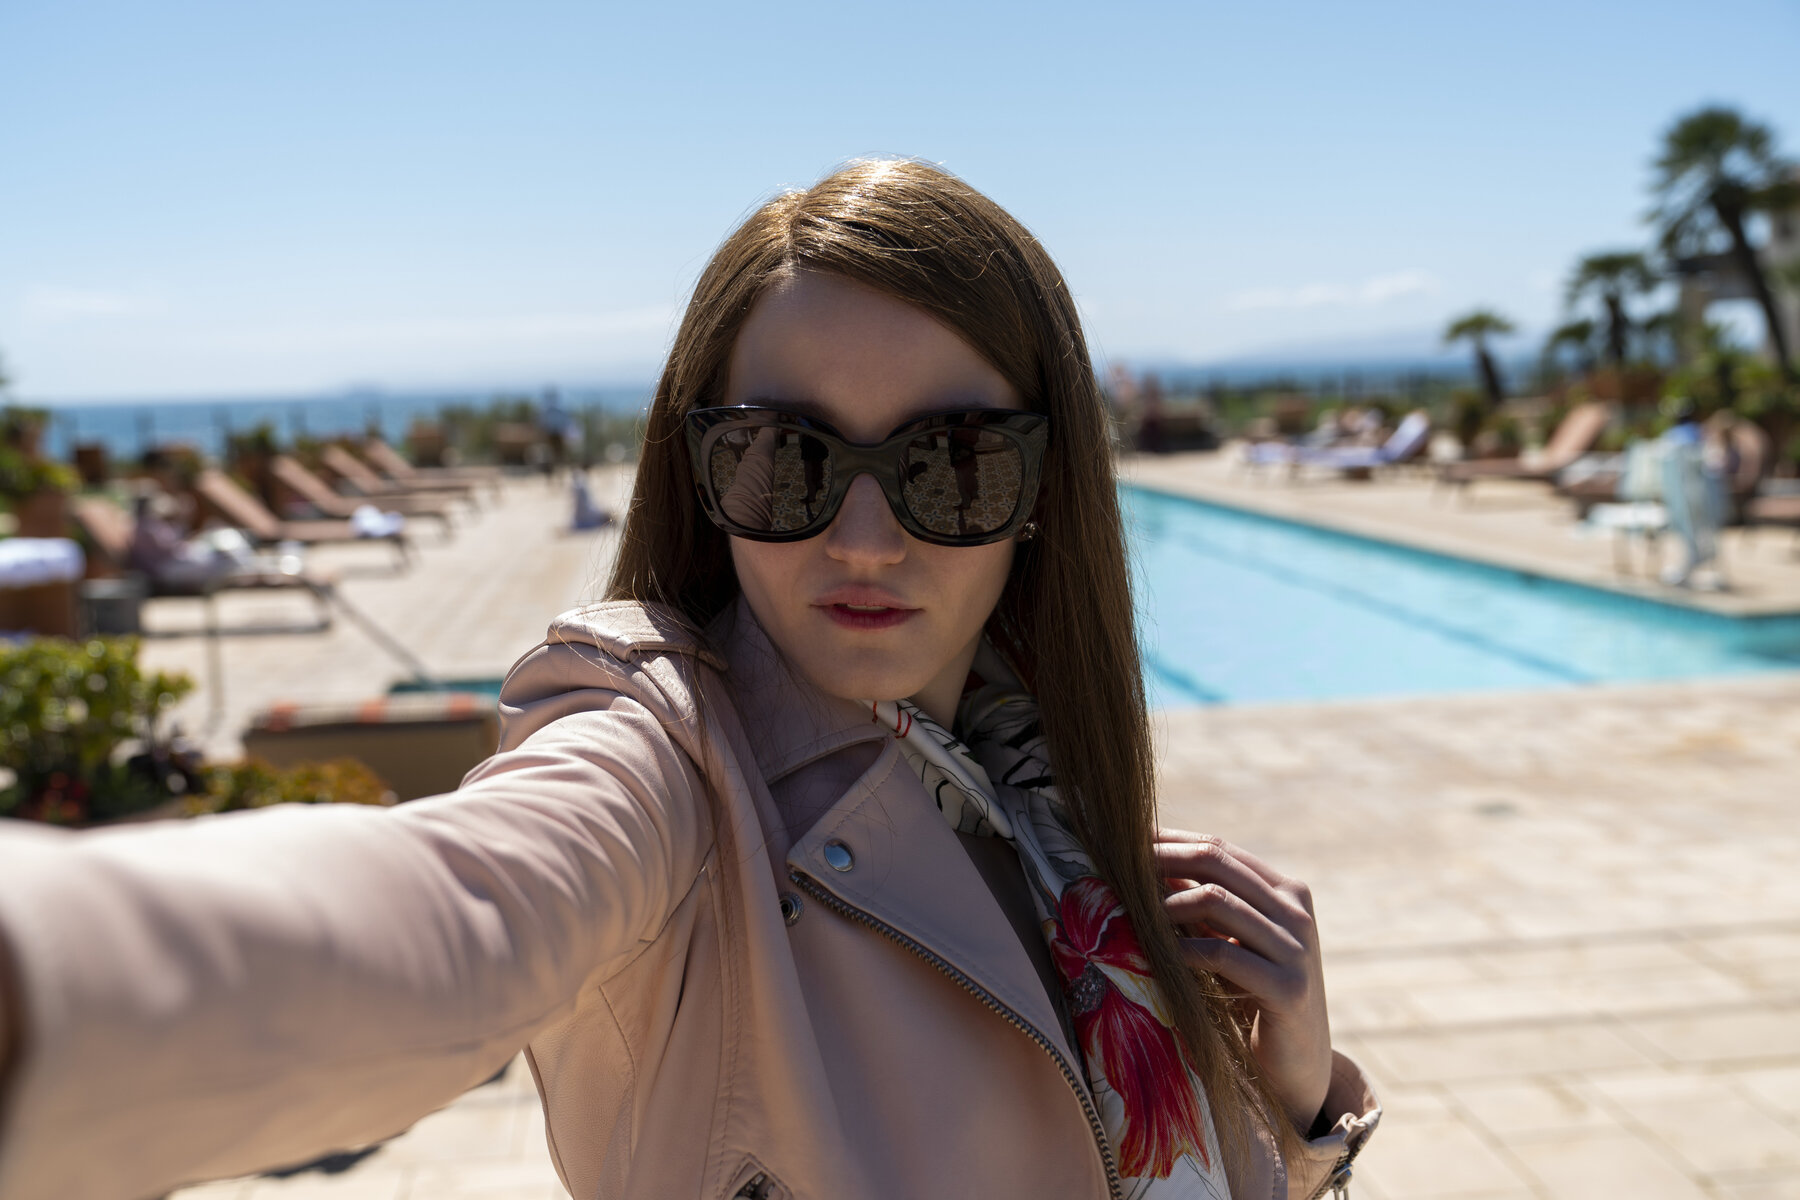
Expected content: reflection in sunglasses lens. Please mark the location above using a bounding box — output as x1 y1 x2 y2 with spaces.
711 428 834 533
901 429 1023 537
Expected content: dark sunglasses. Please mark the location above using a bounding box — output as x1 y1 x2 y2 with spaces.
685 405 1049 546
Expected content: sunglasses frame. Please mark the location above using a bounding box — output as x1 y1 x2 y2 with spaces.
685 405 1050 546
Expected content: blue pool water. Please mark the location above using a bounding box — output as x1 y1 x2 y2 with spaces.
1126 485 1800 708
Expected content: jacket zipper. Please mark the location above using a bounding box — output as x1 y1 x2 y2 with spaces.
1302 1128 1367 1200
734 1171 774 1199
790 869 1125 1200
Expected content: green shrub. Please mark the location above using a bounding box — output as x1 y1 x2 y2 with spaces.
192 758 393 814
0 637 193 824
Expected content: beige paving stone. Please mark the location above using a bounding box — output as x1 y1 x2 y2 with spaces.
1404 980 1573 1026
1589 1070 1800 1173
1692 930 1800 967
369 1092 528 1167
1715 1176 1800 1199
1448 1077 1620 1139
1321 952 1490 993
1466 938 1709 980
1353 1021 1658 1085
1362 1084 1457 1125
1740 1066 1800 1123
1508 1129 1709 1199
407 1160 567 1199
1623 1007 1800 1067
1349 1109 1532 1198
1685 930 1800 994
169 1182 253 1200
1560 962 1757 1016
1330 987 1432 1034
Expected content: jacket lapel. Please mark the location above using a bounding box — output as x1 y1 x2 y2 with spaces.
786 738 1079 1067
710 597 1078 1066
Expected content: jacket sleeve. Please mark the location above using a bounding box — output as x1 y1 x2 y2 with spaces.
0 640 712 1200
1284 1051 1381 1200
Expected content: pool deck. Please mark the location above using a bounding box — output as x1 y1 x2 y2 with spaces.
1123 448 1800 618
137 465 1800 1200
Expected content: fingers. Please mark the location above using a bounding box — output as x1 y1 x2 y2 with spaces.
1177 936 1295 1008
1157 827 1284 888
1152 835 1316 927
1165 881 1305 965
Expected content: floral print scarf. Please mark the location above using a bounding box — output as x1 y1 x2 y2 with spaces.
866 645 1231 1200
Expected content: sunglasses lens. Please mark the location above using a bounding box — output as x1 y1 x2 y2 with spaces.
706 425 835 534
899 427 1025 538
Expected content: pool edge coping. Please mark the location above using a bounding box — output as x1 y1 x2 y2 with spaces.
1120 472 1800 620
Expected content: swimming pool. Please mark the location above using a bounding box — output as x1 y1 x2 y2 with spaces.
1126 484 1800 708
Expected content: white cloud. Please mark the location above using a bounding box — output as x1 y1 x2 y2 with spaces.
1226 269 1439 311
20 286 160 320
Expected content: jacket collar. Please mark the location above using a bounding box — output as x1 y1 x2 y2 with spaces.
695 595 1080 1071
705 594 891 786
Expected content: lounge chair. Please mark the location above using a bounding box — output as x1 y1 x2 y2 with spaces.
1438 401 1612 492
270 455 456 538
1244 411 1431 478
70 495 336 630
319 444 478 508
193 469 410 566
362 437 503 499
1561 418 1769 522
1745 491 1800 549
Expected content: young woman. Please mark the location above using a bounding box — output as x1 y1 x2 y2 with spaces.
0 160 1377 1200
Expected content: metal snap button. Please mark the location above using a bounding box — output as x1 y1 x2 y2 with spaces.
823 840 855 872
778 892 804 926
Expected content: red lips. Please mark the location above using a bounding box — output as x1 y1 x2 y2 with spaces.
814 585 919 631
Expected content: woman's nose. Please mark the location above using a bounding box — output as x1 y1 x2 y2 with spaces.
824 473 907 566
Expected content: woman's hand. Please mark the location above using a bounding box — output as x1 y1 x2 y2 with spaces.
1153 829 1332 1134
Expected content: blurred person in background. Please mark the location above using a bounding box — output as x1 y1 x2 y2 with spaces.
0 160 1377 1200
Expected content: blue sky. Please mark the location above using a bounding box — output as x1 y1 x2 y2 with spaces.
2 0 1796 400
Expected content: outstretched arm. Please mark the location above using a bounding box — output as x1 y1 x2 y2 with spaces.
0 672 709 1200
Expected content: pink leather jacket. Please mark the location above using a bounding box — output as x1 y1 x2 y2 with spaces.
0 599 1377 1200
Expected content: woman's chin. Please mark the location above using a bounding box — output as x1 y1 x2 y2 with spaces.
794 651 935 708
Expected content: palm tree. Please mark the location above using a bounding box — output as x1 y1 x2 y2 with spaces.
1542 318 1599 378
1564 252 1657 368
1636 308 1685 365
1651 105 1798 377
1444 309 1515 408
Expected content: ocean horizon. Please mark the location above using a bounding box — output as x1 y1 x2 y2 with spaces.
21 384 657 461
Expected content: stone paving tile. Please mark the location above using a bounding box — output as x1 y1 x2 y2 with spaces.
1715 1178 1800 1199
171 1183 254 1200
1741 1066 1800 1124
1623 1006 1800 1067
1350 1021 1659 1085
1351 1108 1532 1198
1588 1070 1800 1174
1447 1076 1620 1139
365 1097 522 1167
1508 1128 1711 1199
406 1161 566 1200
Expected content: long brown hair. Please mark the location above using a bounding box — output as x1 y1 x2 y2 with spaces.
607 158 1283 1171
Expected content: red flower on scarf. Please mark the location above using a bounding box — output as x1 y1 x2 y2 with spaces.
1047 875 1211 1178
